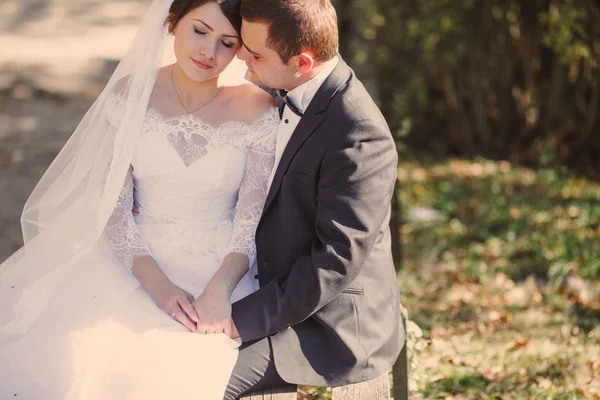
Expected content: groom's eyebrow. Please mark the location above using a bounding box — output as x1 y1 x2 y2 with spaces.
193 19 240 39
243 43 261 57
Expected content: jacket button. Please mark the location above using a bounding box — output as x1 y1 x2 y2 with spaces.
254 275 259 279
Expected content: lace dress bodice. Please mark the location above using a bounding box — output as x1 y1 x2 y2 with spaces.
103 95 279 271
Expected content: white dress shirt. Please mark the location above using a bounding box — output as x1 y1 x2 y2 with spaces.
267 56 340 188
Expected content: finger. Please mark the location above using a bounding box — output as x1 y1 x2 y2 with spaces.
223 319 232 338
196 322 213 335
205 320 229 336
177 295 199 323
197 322 222 335
195 321 207 334
230 320 240 339
173 308 197 332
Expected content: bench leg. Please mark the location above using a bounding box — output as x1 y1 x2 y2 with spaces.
392 338 409 400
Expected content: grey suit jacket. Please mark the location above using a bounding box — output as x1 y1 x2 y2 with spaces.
232 57 404 386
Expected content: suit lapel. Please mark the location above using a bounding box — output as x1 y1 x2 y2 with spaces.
262 57 352 214
262 114 325 212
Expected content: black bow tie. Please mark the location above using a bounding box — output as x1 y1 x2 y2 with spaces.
277 89 304 118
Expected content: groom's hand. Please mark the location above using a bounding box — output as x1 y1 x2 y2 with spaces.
193 280 234 337
230 320 240 339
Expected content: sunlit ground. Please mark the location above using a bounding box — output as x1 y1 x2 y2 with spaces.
399 158 600 399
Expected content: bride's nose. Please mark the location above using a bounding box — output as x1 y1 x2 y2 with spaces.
199 42 217 60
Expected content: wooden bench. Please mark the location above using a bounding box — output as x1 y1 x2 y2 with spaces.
241 326 409 400
240 365 399 399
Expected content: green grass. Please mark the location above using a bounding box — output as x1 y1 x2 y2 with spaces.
399 157 600 399
399 158 600 283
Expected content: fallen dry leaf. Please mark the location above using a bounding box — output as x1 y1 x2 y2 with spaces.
512 339 529 350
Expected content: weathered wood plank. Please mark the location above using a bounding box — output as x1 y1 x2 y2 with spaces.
240 385 297 400
241 371 393 400
332 372 390 400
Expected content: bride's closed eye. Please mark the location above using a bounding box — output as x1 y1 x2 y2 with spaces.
193 27 236 49
221 40 236 49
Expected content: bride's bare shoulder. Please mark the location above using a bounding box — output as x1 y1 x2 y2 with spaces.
226 83 276 121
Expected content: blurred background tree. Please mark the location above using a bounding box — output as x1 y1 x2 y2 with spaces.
336 0 599 172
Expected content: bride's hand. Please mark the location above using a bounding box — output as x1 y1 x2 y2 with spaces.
132 256 199 332
147 277 199 332
193 280 233 336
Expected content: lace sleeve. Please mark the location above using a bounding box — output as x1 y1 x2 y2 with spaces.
104 165 153 271
225 108 278 268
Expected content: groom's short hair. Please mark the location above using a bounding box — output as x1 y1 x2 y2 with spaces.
241 0 339 64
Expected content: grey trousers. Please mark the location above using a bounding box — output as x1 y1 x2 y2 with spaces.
223 337 295 400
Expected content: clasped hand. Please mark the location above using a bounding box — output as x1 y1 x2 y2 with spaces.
192 281 235 337
147 277 236 337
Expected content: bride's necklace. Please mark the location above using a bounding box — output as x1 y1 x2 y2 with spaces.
170 64 221 115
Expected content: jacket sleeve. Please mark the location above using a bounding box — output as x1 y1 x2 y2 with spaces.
231 118 398 341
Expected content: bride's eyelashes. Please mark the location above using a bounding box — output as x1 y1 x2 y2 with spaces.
193 27 236 49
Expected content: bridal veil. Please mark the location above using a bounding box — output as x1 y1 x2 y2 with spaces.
0 0 247 335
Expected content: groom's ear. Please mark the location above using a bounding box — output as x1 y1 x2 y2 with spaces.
296 52 315 75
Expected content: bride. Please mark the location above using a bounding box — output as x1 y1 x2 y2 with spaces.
0 0 278 398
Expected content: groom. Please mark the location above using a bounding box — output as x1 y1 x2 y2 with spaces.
225 0 405 398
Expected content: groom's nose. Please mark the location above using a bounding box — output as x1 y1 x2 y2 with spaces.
237 45 250 62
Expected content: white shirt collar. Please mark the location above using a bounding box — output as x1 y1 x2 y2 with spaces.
287 55 339 114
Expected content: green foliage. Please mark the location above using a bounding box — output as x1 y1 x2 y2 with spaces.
336 0 600 173
540 0 597 68
400 158 600 282
396 158 600 399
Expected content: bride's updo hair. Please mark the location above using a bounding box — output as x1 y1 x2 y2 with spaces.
166 0 242 36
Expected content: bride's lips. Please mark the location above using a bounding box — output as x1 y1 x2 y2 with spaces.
192 58 213 70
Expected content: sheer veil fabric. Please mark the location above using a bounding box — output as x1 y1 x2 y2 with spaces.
0 0 249 335
0 0 254 397
0 0 170 334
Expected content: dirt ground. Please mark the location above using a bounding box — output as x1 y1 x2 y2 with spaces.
0 0 151 262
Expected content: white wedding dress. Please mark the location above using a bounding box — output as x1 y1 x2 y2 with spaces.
0 93 279 400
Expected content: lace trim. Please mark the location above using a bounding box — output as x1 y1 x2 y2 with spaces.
103 92 278 271
104 167 152 271
142 107 278 167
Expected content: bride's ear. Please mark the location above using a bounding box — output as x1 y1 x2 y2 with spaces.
296 52 315 75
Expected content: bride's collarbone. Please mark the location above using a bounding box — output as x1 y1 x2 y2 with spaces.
147 75 271 125
146 92 228 124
